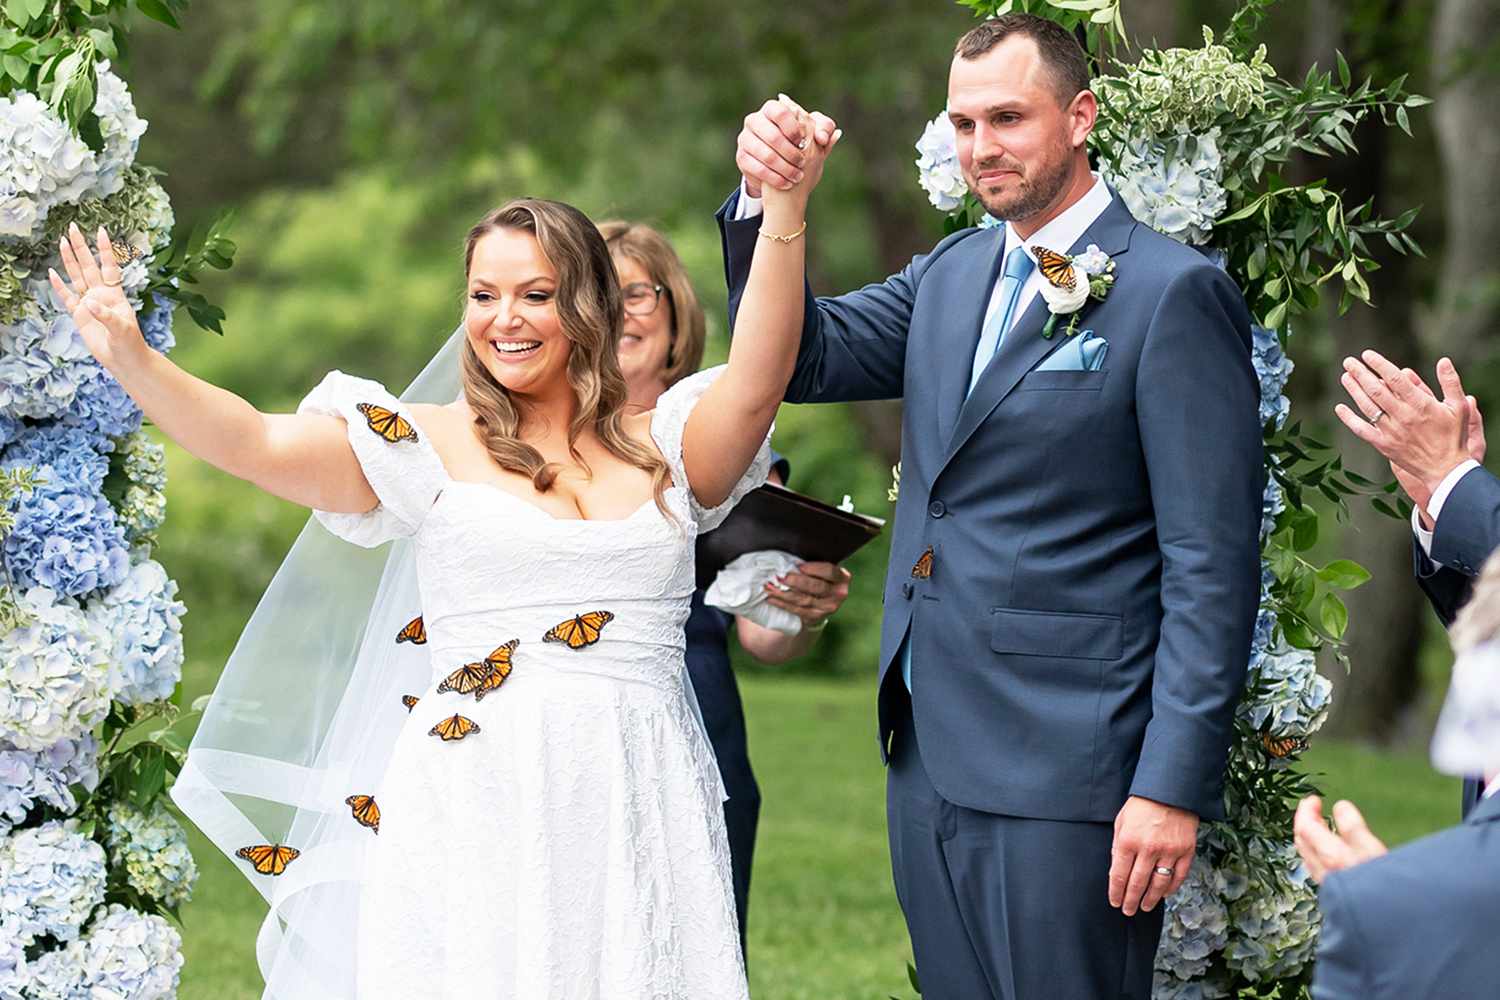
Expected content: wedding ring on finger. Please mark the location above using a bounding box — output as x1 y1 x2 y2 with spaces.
1153 866 1175 878
1370 409 1386 425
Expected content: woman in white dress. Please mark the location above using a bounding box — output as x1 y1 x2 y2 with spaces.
48 121 837 997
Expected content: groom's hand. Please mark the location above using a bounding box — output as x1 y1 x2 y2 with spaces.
737 94 839 197
1109 796 1198 916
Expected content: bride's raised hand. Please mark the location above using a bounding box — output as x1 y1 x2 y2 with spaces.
47 223 147 373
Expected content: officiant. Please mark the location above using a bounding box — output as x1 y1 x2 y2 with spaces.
601 219 853 955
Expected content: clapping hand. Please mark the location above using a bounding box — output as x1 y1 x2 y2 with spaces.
737 93 841 203
1294 795 1388 882
47 223 147 374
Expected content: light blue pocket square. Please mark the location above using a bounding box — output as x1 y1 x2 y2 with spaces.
1036 334 1108 372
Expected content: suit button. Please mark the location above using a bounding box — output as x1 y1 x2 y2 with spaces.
928 500 946 518
902 582 914 599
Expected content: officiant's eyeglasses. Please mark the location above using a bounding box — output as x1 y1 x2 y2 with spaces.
622 282 667 317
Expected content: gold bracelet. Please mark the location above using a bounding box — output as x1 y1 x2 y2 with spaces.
758 220 808 243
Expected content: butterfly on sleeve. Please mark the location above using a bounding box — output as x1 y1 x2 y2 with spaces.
356 402 420 444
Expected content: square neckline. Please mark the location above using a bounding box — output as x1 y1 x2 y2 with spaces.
440 478 664 524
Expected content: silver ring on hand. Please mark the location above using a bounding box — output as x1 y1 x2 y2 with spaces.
101 277 123 287
1153 866 1174 878
1370 409 1385 425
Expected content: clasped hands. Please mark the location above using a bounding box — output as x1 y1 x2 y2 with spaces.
737 93 842 208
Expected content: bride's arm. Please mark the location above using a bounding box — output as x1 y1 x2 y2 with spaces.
51 224 380 514
680 107 839 508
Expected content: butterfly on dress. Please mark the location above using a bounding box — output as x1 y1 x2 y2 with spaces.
395 615 427 645
1259 731 1308 759
1030 245 1078 292
345 794 381 834
401 694 420 712
236 843 301 876
429 714 481 742
436 641 519 699
544 611 615 650
356 402 419 444
911 547 934 580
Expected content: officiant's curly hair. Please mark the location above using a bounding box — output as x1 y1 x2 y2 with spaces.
954 14 1091 105
460 198 672 514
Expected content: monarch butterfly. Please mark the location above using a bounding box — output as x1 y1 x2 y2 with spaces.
1260 732 1308 759
355 402 419 444
1030 245 1078 292
345 794 381 834
473 640 520 702
544 611 615 650
401 694 420 712
911 547 934 580
235 843 301 876
395 615 427 645
436 661 492 697
110 238 146 267
429 714 480 742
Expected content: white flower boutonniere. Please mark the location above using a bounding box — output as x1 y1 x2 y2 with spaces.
1033 243 1117 339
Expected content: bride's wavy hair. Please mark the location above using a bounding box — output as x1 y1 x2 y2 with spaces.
460 198 672 514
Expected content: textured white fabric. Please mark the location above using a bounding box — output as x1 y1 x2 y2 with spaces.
704 550 804 635
177 352 765 1000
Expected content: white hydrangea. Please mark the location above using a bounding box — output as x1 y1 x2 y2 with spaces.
0 92 98 241
87 558 186 706
0 587 112 751
0 819 107 944
1240 643 1333 739
0 734 99 838
89 63 148 200
0 280 93 421
105 801 198 908
914 111 968 212
1104 130 1227 245
0 914 26 1000
27 904 183 1000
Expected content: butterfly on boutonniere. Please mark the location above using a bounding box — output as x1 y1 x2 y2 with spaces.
1031 244 1116 340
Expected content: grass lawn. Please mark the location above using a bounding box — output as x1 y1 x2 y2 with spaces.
176 674 1461 1000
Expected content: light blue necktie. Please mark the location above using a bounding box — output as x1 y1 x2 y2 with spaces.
902 245 1035 692
966 245 1035 397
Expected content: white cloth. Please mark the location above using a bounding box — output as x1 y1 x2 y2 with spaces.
704 549 804 635
1412 459 1482 561
735 174 1114 338
177 356 765 1000
1431 640 1500 783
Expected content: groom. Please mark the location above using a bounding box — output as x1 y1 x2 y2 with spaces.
717 14 1262 999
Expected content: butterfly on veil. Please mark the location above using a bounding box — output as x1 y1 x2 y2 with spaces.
395 615 427 645
401 694 420 712
345 794 381 834
429 714 481 742
356 402 419 444
437 640 519 698
236 843 301 876
544 611 615 650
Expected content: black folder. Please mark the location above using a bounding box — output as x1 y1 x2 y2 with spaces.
694 482 886 589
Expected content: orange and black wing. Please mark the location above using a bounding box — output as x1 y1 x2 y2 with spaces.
429 714 480 742
110 239 145 266
401 694 420 712
473 640 520 702
911 547 934 580
1030 246 1077 292
1260 732 1308 759
544 611 615 650
235 843 301 876
437 661 491 697
395 615 427 645
355 402 419 444
345 794 381 834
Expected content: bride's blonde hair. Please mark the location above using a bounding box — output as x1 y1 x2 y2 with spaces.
460 198 671 512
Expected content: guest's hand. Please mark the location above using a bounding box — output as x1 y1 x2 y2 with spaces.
1109 796 1198 916
763 561 851 629
1294 795 1388 882
1387 368 1487 528
737 93 840 198
1336 352 1473 510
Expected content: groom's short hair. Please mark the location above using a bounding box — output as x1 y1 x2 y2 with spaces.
955 14 1091 106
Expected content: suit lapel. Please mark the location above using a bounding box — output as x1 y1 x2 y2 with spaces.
937 199 1138 474
934 227 1007 447
1465 787 1500 825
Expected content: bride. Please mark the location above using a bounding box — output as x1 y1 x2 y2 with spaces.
49 120 837 998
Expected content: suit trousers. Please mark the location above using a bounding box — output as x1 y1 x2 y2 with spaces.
886 696 1164 1000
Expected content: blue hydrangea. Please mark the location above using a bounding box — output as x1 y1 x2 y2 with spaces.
0 735 98 838
104 801 197 907
1222 840 1320 982
0 415 20 450
0 587 112 751
1260 474 1284 541
0 819 107 944
60 363 142 450
0 285 94 422
27 904 182 1000
1240 642 1332 740
3 423 106 492
138 303 175 355
1251 324 1293 429
1155 850 1232 983
87 559 185 706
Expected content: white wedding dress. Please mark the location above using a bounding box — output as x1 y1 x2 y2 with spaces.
298 365 762 1000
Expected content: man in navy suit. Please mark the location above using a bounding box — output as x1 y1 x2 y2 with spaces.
718 14 1261 998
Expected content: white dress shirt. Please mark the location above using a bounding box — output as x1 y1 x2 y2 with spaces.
734 174 1115 344
1411 459 1482 563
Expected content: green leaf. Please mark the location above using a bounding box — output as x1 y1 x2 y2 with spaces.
1265 300 1288 330
22 0 44 19
1335 50 1351 89
1404 94 1433 108
1316 559 1372 590
4 0 30 27
1247 244 1267 281
1292 510 1318 552
133 0 181 29
907 962 921 992
1 53 25 83
1396 105 1411 136
1320 594 1348 639
1283 618 1319 650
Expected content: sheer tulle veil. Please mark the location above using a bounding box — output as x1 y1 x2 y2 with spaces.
171 329 466 999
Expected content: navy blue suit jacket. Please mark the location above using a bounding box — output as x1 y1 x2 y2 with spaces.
1312 790 1500 998
717 193 1262 822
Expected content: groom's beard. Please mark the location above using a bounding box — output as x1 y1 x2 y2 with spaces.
969 143 1073 223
